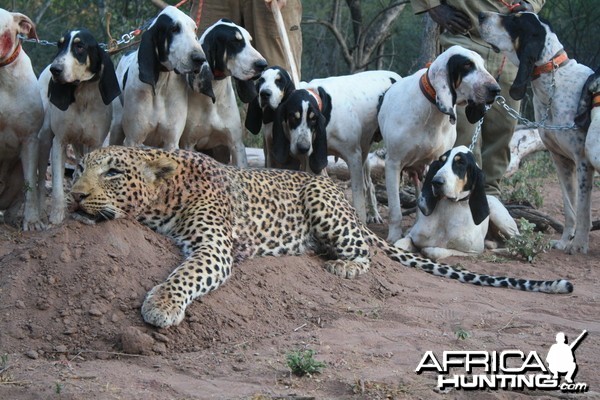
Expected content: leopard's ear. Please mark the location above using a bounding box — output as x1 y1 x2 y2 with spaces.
145 157 178 183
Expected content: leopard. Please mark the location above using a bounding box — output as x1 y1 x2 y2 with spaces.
69 146 573 328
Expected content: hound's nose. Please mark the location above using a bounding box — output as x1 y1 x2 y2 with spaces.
431 176 445 188
487 84 502 102
254 59 268 73
478 12 488 23
260 89 272 100
297 142 311 154
50 64 63 78
191 52 206 72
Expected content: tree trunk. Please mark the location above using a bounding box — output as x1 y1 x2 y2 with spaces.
416 13 440 67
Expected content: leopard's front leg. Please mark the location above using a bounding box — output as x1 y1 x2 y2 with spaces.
142 210 233 328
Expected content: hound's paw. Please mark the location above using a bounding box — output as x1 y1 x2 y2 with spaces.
324 260 369 279
550 239 569 251
49 207 66 226
141 284 186 328
367 214 384 224
564 240 589 255
22 219 46 232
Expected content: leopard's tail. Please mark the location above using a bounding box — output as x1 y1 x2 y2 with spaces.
363 229 573 294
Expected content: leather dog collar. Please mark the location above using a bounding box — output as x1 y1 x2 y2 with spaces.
306 88 323 111
419 69 436 105
0 42 21 68
532 50 569 80
592 92 600 109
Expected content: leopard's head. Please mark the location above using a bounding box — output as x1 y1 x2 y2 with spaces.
69 146 178 222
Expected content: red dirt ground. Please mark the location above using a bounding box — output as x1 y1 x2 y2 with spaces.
0 172 599 400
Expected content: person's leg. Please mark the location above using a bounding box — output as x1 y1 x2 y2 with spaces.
197 0 241 34
480 54 519 196
244 0 302 76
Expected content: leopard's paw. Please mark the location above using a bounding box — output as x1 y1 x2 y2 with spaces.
141 284 186 328
324 260 369 279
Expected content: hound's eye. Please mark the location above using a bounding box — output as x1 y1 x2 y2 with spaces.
73 43 85 54
171 24 181 33
275 76 281 82
104 168 123 178
464 61 474 69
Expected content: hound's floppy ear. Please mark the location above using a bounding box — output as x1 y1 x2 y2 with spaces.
510 33 544 100
245 96 263 135
309 110 328 174
201 21 226 77
234 78 258 103
272 102 290 164
309 87 330 173
138 14 171 91
430 63 456 124
466 158 490 225
13 12 37 40
48 79 76 111
465 101 487 124
98 49 121 105
418 159 444 216
574 68 600 131
199 63 216 103
282 70 296 97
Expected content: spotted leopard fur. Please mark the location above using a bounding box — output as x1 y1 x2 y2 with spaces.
70 146 573 328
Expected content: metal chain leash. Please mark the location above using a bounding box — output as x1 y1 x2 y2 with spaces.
469 104 491 151
496 68 576 131
17 16 154 52
470 68 576 150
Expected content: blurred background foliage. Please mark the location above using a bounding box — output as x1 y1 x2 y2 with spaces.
2 0 599 81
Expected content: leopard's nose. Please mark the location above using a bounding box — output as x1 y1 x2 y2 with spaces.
71 191 89 204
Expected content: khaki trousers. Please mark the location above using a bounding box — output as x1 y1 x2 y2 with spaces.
198 0 303 76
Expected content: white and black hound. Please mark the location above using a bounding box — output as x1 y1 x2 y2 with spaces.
110 6 205 150
479 11 595 254
378 45 500 244
269 70 402 223
0 8 45 230
245 66 297 168
395 146 518 260
182 19 267 167
37 29 120 226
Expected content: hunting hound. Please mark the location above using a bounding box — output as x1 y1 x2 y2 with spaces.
480 11 596 254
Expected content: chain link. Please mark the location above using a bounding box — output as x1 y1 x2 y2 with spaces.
469 104 491 151
17 16 154 51
495 68 576 131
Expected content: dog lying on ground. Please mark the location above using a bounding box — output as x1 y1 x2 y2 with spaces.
479 11 596 254
395 146 519 260
181 19 267 167
38 29 120 225
378 45 500 244
0 8 45 230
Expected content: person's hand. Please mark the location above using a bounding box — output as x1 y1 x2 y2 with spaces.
509 1 533 13
265 0 287 10
428 4 472 35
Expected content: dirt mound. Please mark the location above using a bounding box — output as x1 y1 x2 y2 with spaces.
0 218 405 359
